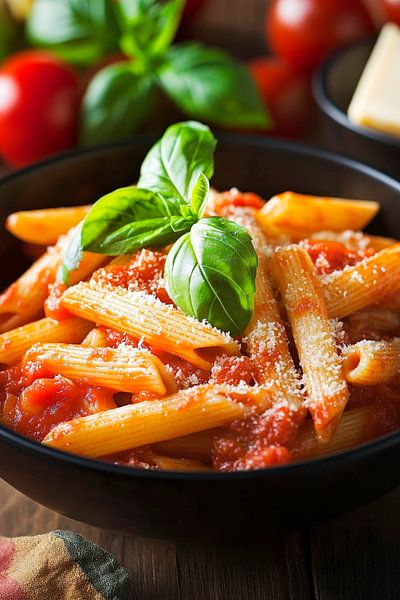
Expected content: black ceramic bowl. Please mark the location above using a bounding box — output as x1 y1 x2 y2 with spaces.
313 38 400 180
1 136 400 543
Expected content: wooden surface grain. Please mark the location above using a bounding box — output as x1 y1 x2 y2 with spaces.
1 478 399 599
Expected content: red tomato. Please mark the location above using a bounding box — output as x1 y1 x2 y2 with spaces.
380 0 400 24
248 57 312 137
266 0 375 72
0 50 80 168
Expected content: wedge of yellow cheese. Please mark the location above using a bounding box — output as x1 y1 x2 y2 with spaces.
348 23 400 138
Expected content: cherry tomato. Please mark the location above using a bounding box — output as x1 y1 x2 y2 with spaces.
0 50 80 168
266 0 375 72
248 57 312 137
380 0 400 24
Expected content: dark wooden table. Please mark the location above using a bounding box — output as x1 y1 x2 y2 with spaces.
0 479 399 599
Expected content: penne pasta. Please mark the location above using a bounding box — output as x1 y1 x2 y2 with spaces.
257 191 379 239
61 282 239 370
343 339 400 385
0 317 92 366
0 232 105 333
23 343 177 395
149 453 212 472
230 206 304 411
292 406 371 459
43 386 248 458
6 205 91 245
0 243 63 332
322 244 400 319
154 429 216 463
272 245 348 442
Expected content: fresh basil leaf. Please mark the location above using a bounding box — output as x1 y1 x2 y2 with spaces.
58 223 84 286
80 186 194 255
165 216 258 335
138 121 216 205
80 63 154 145
116 0 184 59
27 0 119 66
158 43 269 129
190 172 209 218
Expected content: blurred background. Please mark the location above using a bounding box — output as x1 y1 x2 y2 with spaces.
0 0 395 173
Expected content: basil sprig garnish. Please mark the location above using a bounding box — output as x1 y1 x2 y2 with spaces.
60 120 257 335
27 0 269 143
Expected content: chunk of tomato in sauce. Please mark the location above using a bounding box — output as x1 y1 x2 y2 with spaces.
91 249 171 303
301 239 374 276
208 190 265 217
1 374 115 441
212 405 301 471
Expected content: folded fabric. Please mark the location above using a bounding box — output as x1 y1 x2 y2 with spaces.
0 530 132 599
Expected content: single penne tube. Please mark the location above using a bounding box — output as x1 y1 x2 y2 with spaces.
292 406 371 459
0 231 105 333
342 339 400 385
257 191 379 239
154 429 216 463
346 307 400 339
230 206 304 411
0 243 63 332
61 282 239 370
6 205 91 245
322 244 400 319
365 235 397 251
81 327 108 348
42 386 248 458
272 245 348 442
150 453 212 472
23 343 177 395
0 317 92 366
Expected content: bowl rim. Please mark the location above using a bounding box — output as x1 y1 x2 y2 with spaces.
313 36 400 150
1 132 400 481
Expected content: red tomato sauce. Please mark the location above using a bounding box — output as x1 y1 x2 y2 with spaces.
210 355 255 386
0 369 115 441
212 405 301 471
91 249 171 303
301 239 375 276
363 397 400 442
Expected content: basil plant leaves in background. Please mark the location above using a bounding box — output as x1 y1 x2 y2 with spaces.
27 0 269 145
60 121 258 336
27 0 121 66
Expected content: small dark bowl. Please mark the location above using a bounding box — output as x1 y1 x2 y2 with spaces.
313 38 400 180
1 136 400 542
